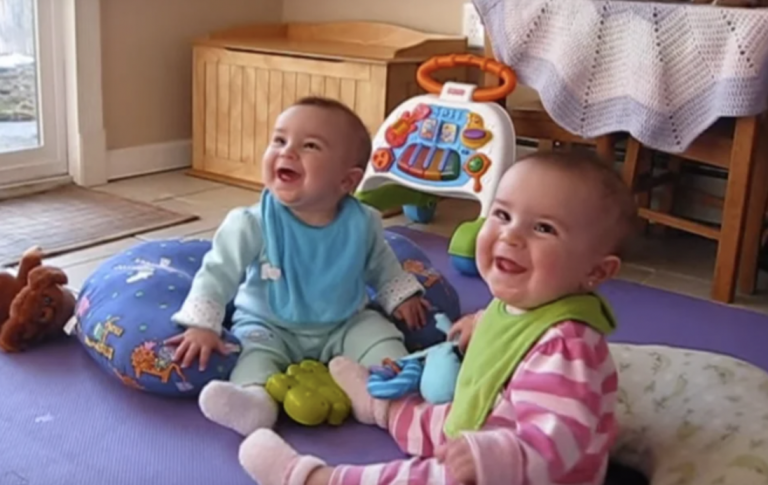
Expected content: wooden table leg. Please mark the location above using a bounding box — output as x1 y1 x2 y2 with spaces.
712 116 759 303
595 135 616 164
738 115 768 294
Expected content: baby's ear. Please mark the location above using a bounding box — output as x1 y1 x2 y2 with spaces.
586 255 621 288
342 167 365 194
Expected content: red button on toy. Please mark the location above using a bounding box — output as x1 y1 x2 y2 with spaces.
372 148 395 172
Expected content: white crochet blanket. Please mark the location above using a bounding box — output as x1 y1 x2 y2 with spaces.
475 0 768 152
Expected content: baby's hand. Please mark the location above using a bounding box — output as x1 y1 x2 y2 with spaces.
436 436 477 484
393 296 431 330
447 311 482 353
165 327 229 371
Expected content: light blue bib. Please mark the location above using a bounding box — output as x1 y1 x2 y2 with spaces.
260 190 370 325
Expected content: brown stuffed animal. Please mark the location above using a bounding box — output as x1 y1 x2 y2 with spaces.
0 246 76 353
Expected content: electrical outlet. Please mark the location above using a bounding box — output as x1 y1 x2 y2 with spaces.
462 2 485 49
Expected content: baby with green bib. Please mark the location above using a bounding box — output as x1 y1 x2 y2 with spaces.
237 150 638 485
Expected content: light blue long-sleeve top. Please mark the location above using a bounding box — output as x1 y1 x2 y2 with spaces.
172 190 423 335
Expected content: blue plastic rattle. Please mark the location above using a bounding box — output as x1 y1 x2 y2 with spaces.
367 313 462 404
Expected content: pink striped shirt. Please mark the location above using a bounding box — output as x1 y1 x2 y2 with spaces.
332 320 618 485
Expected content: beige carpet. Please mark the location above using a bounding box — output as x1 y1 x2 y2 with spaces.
0 185 198 267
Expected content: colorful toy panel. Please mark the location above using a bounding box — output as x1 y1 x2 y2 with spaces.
357 54 519 276
365 100 504 197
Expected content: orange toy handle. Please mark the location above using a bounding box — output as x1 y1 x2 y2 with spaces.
416 54 517 102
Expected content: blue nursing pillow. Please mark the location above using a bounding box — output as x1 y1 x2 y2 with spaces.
368 231 462 351
73 239 242 398
74 231 461 398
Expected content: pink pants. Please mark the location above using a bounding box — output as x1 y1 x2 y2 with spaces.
330 396 463 485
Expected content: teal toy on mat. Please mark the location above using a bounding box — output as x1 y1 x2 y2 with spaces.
367 313 462 404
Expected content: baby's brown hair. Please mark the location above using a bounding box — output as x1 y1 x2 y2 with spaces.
292 97 372 170
515 149 639 255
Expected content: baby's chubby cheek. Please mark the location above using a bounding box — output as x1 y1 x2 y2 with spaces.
474 227 496 278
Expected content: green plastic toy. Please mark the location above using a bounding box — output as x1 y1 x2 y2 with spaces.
265 360 351 426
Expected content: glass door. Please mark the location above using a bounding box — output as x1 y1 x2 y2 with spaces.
0 0 66 186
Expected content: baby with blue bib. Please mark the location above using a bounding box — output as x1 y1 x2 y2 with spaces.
167 97 428 435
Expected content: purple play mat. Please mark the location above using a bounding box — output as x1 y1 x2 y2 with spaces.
2 227 767 485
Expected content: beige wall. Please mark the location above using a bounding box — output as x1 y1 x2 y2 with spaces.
282 0 465 35
281 0 539 106
101 0 282 150
101 0 537 152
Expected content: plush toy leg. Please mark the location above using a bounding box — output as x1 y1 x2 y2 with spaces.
198 380 278 436
239 429 326 485
329 357 390 429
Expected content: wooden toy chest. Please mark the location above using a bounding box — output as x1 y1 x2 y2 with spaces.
189 22 468 188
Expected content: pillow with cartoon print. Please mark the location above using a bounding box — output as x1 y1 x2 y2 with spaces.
72 231 460 397
368 230 462 352
72 239 242 398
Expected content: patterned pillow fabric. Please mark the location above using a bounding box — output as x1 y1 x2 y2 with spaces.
73 239 241 398
370 230 462 351
610 343 768 485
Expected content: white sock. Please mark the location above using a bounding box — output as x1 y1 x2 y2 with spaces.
198 380 278 436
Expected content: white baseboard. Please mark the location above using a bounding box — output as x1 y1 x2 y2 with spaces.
106 139 192 181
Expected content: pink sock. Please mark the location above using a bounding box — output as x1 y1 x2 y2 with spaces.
329 357 390 429
239 429 325 485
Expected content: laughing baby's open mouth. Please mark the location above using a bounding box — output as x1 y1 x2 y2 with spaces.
494 257 526 274
277 167 301 183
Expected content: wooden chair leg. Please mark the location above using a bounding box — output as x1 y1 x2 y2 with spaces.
738 116 768 295
538 139 555 152
650 156 682 237
622 137 641 186
622 137 652 232
658 156 681 214
712 116 759 303
595 135 615 165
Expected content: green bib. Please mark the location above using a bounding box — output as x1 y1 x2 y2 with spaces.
443 293 617 438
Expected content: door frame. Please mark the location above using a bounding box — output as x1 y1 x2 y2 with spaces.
63 0 107 187
0 0 68 184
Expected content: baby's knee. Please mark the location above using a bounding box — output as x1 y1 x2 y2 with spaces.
230 349 286 386
341 311 408 365
356 338 408 367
